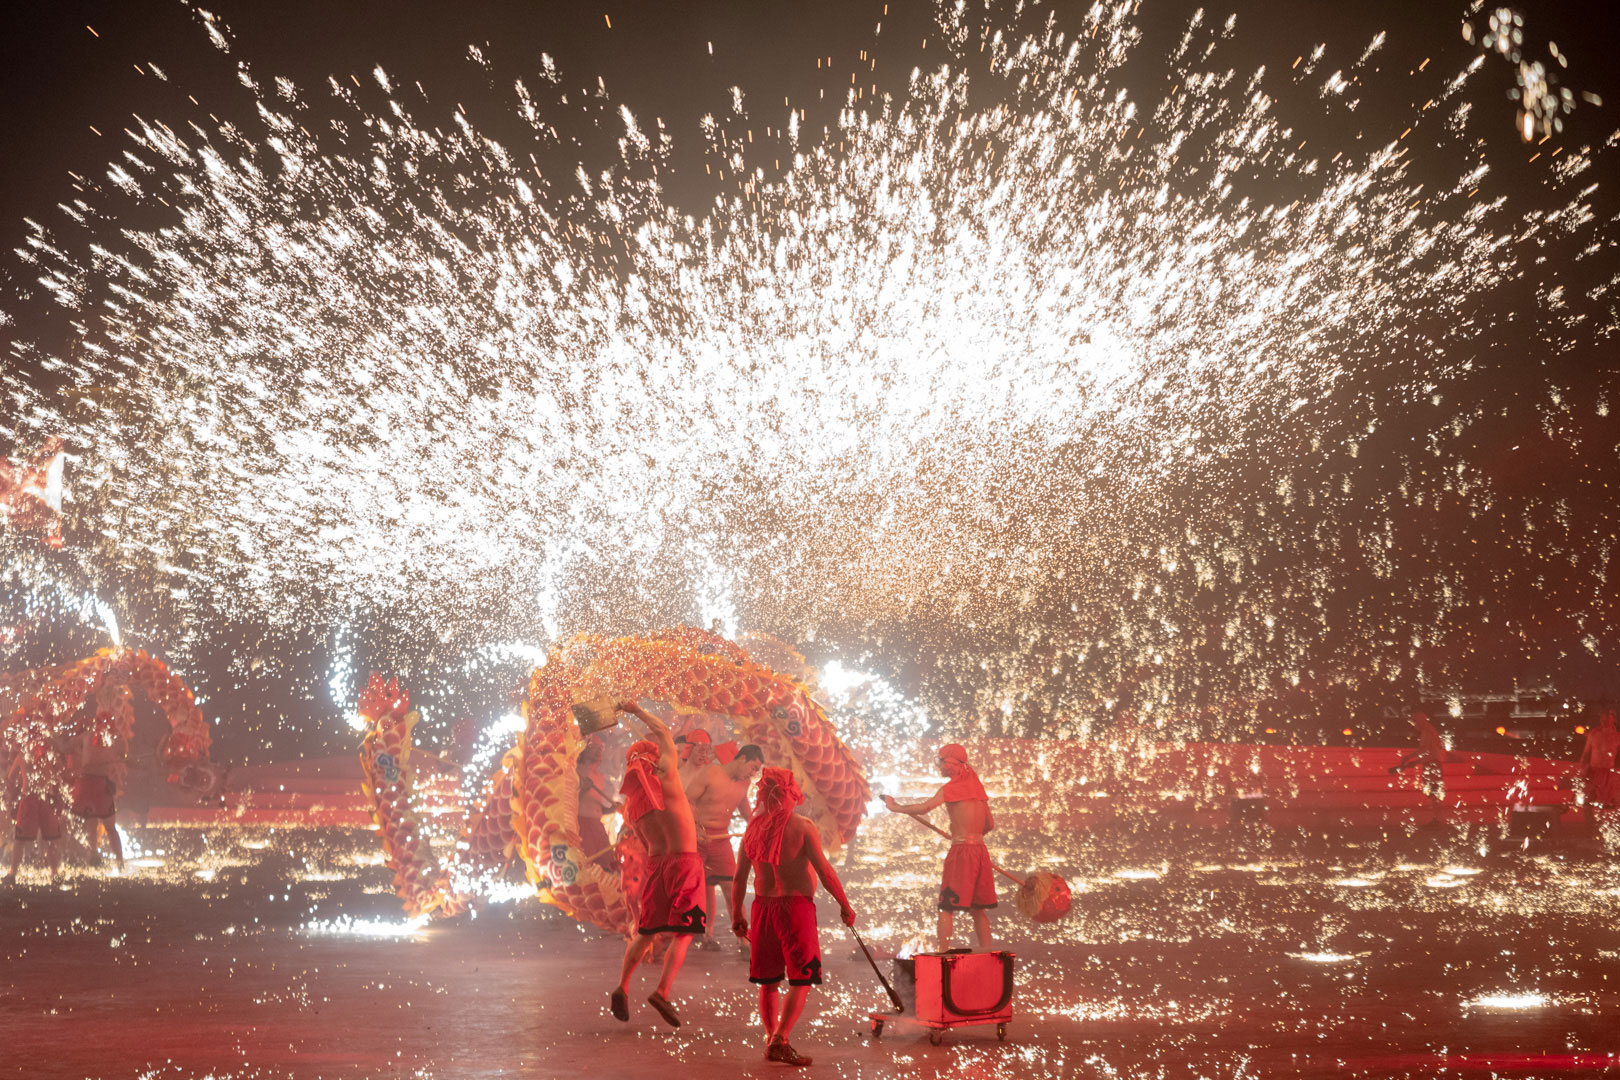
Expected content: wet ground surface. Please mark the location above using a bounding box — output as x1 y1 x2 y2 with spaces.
3 819 1619 1079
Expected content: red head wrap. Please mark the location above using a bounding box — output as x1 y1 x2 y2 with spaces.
742 767 802 866
676 727 713 766
938 743 988 802
621 740 665 823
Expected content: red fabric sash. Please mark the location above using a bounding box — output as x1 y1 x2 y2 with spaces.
621 740 665 823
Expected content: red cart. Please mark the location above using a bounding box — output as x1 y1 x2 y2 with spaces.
868 949 1015 1045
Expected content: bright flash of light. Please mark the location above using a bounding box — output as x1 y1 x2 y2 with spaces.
1288 952 1360 963
301 915 431 939
93 600 121 646
1465 992 1547 1009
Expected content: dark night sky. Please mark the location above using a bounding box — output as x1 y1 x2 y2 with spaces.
5 0 1618 246
3 1 1619 763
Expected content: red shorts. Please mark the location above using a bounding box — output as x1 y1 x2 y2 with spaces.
940 842 998 911
15 793 63 841
748 895 822 986
1587 768 1620 807
72 774 117 819
698 835 737 883
637 852 708 936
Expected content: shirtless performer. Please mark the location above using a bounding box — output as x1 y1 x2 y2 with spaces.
610 702 704 1028
883 743 996 951
685 743 764 950
1389 709 1454 800
4 741 64 885
576 737 620 869
732 767 857 1067
675 729 715 787
68 721 126 873
1575 709 1620 825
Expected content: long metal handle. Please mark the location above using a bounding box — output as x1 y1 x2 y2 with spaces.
852 928 906 1014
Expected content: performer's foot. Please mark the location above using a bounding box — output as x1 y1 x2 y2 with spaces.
609 987 629 1022
647 991 681 1028
766 1040 812 1066
0 872 15 886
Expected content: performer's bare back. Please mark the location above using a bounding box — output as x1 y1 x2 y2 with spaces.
943 792 992 842
752 816 823 898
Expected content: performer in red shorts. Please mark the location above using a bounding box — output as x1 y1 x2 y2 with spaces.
732 767 857 1067
68 722 125 873
5 743 64 885
1576 709 1620 825
685 743 764 951
610 702 704 1029
883 742 997 951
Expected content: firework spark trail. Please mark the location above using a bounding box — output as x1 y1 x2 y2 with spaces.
0 3 1612 722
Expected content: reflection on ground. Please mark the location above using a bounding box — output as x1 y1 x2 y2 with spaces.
2 814 1617 1079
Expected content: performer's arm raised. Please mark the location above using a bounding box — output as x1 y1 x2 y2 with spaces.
618 701 676 771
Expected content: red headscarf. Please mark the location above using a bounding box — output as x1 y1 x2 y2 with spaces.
621 740 665 823
676 728 713 767
938 743 988 802
742 767 802 866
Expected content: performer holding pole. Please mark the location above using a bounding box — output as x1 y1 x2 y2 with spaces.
575 736 620 869
883 743 996 952
732 767 857 1067
609 702 705 1029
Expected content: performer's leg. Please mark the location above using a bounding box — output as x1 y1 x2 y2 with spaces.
45 836 61 881
719 883 736 926
971 909 992 950
654 932 693 997
772 985 810 1044
4 839 26 882
105 819 124 871
618 934 657 991
758 984 780 1039
937 910 954 952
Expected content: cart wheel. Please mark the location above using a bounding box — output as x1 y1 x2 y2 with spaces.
997 1023 1008 1041
928 1030 944 1046
871 1020 884 1039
